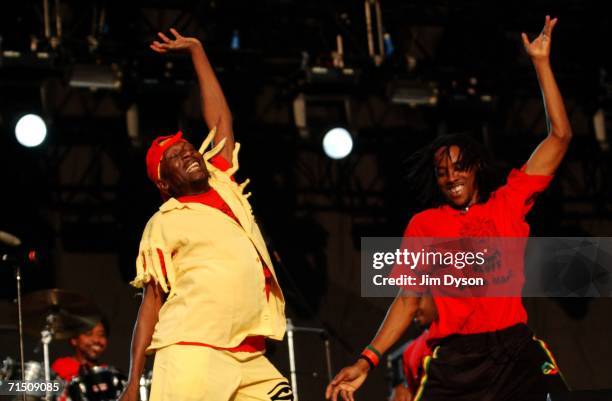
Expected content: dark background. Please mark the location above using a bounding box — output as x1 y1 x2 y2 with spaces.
1 1 611 400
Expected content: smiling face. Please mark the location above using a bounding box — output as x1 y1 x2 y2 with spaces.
70 322 107 365
434 145 479 209
157 141 210 197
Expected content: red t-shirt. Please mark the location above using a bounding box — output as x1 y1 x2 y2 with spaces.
402 332 432 393
176 154 271 353
51 356 81 381
51 357 109 381
403 167 552 343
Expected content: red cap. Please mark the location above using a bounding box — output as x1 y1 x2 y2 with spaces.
145 132 187 183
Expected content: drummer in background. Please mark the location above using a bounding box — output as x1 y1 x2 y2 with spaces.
51 318 109 381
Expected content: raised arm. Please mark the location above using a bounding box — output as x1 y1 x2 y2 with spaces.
151 28 235 163
119 281 164 401
325 292 418 401
522 16 572 176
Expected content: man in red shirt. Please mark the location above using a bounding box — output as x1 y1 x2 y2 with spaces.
327 16 570 401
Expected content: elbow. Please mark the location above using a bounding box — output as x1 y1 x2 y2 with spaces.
551 125 572 143
398 294 419 317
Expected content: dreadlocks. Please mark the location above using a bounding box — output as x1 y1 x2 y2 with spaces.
404 134 506 209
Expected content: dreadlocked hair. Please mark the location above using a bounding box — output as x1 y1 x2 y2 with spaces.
404 134 506 210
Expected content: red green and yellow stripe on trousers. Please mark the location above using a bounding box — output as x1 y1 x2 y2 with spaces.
413 346 440 401
533 336 568 386
412 338 567 401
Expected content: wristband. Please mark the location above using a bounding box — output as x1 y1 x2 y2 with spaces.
360 345 382 368
366 344 383 360
358 354 375 371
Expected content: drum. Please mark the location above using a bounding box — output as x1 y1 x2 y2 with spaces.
1 357 44 381
67 366 126 401
0 357 45 401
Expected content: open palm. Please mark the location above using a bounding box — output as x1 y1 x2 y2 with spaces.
150 28 200 54
522 15 557 61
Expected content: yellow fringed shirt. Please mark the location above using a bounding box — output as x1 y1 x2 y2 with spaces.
131 129 286 352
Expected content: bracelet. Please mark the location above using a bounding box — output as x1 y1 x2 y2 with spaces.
366 344 383 360
360 344 382 369
358 354 375 371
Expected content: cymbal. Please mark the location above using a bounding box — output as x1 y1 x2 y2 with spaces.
19 289 101 340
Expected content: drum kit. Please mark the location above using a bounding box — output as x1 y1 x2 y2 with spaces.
1 289 152 401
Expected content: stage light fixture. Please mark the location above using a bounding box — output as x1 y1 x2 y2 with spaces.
389 80 438 107
322 127 353 160
15 114 47 147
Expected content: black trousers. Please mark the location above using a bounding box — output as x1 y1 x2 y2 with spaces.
415 324 567 401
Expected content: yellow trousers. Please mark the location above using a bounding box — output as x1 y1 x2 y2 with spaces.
149 344 293 401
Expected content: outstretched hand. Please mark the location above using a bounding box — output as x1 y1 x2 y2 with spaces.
150 28 201 54
325 361 369 401
522 15 558 63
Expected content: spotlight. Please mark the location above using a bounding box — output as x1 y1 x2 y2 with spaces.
15 114 47 147
322 127 353 159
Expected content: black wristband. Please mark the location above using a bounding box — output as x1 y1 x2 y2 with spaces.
358 354 375 371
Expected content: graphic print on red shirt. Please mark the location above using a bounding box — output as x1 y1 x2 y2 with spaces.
401 166 552 343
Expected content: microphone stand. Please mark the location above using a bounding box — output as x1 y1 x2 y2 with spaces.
1 231 29 401
286 319 298 401
14 262 27 401
41 324 53 401
285 319 333 389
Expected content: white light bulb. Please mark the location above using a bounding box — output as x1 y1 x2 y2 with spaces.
15 114 47 147
322 127 353 159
